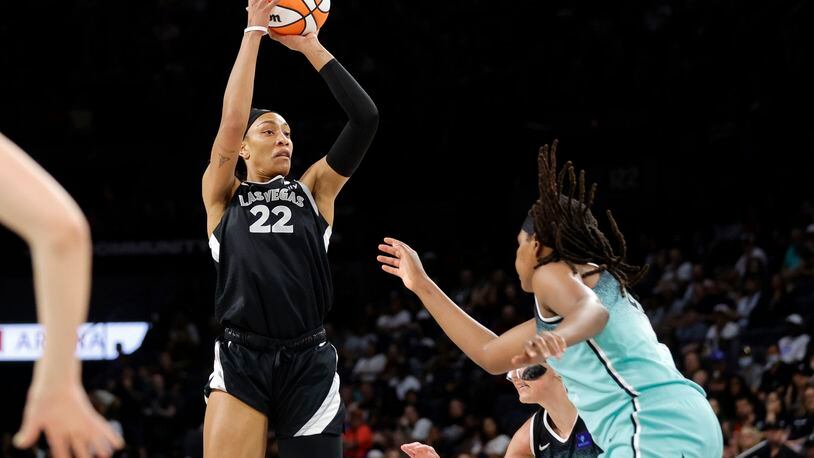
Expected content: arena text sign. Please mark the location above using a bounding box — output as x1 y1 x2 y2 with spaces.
0 322 149 361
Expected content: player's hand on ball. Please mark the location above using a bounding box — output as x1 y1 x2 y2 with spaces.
247 0 281 28
268 29 321 53
377 237 429 292
14 376 124 458
401 442 440 458
511 331 567 366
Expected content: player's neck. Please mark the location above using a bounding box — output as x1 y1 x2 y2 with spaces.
538 393 578 439
247 170 280 183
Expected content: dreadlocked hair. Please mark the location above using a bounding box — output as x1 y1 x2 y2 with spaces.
529 140 648 295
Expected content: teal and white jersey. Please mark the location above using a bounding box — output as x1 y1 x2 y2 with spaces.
535 270 717 456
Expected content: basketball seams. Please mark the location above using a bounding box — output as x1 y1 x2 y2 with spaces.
268 6 304 27
270 19 306 35
274 5 303 15
268 0 329 35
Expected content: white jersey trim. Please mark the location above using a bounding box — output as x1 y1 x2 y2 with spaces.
205 341 227 404
632 398 642 456
543 410 576 444
323 226 332 252
588 338 641 457
209 234 220 263
529 412 538 456
298 180 320 217
296 180 332 252
294 345 341 436
534 297 563 323
587 339 641 396
242 175 284 186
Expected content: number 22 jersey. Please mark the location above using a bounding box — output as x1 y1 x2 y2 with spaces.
208 176 333 339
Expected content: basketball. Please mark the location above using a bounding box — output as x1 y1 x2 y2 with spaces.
268 0 330 36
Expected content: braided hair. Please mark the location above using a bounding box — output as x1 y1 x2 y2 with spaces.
523 140 648 294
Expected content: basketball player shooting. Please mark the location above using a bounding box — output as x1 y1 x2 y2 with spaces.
0 133 124 458
201 0 378 456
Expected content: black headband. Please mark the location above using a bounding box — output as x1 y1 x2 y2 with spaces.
245 108 272 136
521 213 535 235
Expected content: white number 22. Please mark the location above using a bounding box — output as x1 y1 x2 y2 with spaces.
249 205 294 234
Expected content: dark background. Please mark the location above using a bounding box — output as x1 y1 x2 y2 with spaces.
0 0 813 455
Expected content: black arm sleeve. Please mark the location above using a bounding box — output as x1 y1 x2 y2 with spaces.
319 58 379 177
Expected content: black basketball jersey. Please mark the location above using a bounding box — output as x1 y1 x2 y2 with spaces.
209 176 333 339
531 408 602 458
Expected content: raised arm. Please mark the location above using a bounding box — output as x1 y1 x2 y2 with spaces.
269 30 379 225
0 134 123 457
202 0 280 236
378 238 537 375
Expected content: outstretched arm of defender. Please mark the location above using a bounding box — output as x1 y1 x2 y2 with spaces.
203 0 280 235
270 31 379 225
0 134 123 458
378 237 537 375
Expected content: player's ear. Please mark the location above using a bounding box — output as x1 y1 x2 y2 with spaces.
532 236 543 256
239 141 250 161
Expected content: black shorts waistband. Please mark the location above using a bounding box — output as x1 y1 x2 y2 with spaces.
223 326 327 352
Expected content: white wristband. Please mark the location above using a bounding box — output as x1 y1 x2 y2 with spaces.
244 26 268 35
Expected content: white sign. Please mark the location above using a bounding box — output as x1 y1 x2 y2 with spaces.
0 322 150 361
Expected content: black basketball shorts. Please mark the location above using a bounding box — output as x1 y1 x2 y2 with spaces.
203 327 344 439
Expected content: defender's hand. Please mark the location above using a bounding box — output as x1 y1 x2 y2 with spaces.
377 237 430 292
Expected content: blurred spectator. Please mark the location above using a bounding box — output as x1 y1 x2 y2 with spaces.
705 304 740 359
787 366 814 418
737 420 800 457
654 247 693 295
783 228 806 275
763 391 790 427
779 315 811 364
397 405 433 443
389 367 421 402
440 399 467 448
735 426 764 455
736 234 768 279
469 417 510 458
789 386 814 442
353 342 388 383
736 276 766 329
344 405 373 458
735 396 759 433
376 292 412 334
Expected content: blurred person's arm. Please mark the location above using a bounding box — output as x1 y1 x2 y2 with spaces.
0 133 123 457
203 0 280 236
